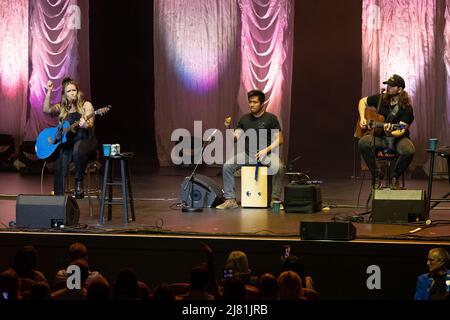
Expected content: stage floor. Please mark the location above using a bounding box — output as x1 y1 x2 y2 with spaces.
0 166 449 242
1 166 449 299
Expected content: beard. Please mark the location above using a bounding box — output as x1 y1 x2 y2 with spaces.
387 90 399 97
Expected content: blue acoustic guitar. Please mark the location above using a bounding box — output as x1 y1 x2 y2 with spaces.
35 105 111 160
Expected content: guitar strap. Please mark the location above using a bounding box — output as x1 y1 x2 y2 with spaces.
386 104 399 123
385 104 400 151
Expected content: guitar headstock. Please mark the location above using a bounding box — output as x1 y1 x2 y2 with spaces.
95 105 112 116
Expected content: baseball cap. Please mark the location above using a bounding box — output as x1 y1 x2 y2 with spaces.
383 74 405 89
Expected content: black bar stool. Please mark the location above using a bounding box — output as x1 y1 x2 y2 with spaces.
99 152 136 224
426 147 450 213
375 149 405 188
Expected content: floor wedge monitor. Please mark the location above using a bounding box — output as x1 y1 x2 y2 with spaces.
372 189 427 223
300 221 356 240
16 194 79 229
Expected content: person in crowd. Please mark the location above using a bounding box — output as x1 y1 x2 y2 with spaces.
414 247 450 300
55 242 106 291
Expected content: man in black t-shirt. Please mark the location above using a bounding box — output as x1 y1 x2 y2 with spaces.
216 90 285 210
357 74 415 189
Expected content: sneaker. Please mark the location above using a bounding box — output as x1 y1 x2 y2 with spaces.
374 176 382 190
216 199 239 210
390 177 402 190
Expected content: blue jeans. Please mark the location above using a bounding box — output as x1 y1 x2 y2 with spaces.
222 152 285 200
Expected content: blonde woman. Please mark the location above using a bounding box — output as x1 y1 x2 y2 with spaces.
43 77 97 198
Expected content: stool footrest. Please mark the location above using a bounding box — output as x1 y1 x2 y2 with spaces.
106 182 127 186
105 200 128 205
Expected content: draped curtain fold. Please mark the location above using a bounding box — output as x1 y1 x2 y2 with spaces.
154 0 241 166
445 2 450 136
362 0 450 174
238 0 294 161
26 0 90 141
154 0 294 166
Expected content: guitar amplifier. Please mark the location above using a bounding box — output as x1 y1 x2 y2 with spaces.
284 184 322 213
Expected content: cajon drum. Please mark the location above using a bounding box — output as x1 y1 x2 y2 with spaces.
241 165 269 208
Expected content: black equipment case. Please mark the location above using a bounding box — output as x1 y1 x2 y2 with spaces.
284 183 322 213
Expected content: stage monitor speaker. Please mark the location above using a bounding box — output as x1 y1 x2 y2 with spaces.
372 189 427 223
180 174 224 208
16 195 79 229
300 221 356 240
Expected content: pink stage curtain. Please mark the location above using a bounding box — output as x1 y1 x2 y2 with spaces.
154 0 241 166
26 0 90 141
362 0 450 174
445 2 450 137
0 0 89 145
154 0 294 166
238 0 294 161
0 0 29 147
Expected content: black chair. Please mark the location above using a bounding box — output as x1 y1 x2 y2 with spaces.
375 149 405 189
0 134 15 171
66 156 102 217
41 151 102 217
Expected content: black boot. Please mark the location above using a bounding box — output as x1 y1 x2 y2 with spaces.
75 180 85 199
390 177 402 190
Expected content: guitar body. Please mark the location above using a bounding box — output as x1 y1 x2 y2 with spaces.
35 121 70 160
354 107 385 139
35 105 111 160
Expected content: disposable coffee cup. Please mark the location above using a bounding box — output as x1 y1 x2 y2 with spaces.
428 138 438 151
272 201 281 214
111 144 120 156
103 144 111 156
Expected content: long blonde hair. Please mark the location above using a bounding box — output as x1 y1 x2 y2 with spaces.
56 79 85 123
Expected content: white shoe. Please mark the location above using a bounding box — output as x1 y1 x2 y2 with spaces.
216 199 239 210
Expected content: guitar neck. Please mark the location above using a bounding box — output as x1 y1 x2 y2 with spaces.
370 121 403 130
66 112 96 132
62 106 110 134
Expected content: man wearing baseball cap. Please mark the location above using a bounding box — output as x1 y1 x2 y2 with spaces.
357 74 415 190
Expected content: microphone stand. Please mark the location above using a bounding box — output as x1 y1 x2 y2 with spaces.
365 88 386 209
182 131 217 212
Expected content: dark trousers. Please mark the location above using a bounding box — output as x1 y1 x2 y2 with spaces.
358 135 415 179
53 131 97 195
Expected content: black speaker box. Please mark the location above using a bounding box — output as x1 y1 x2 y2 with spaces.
16 195 80 228
285 184 322 213
371 189 427 223
180 174 224 208
300 221 356 240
